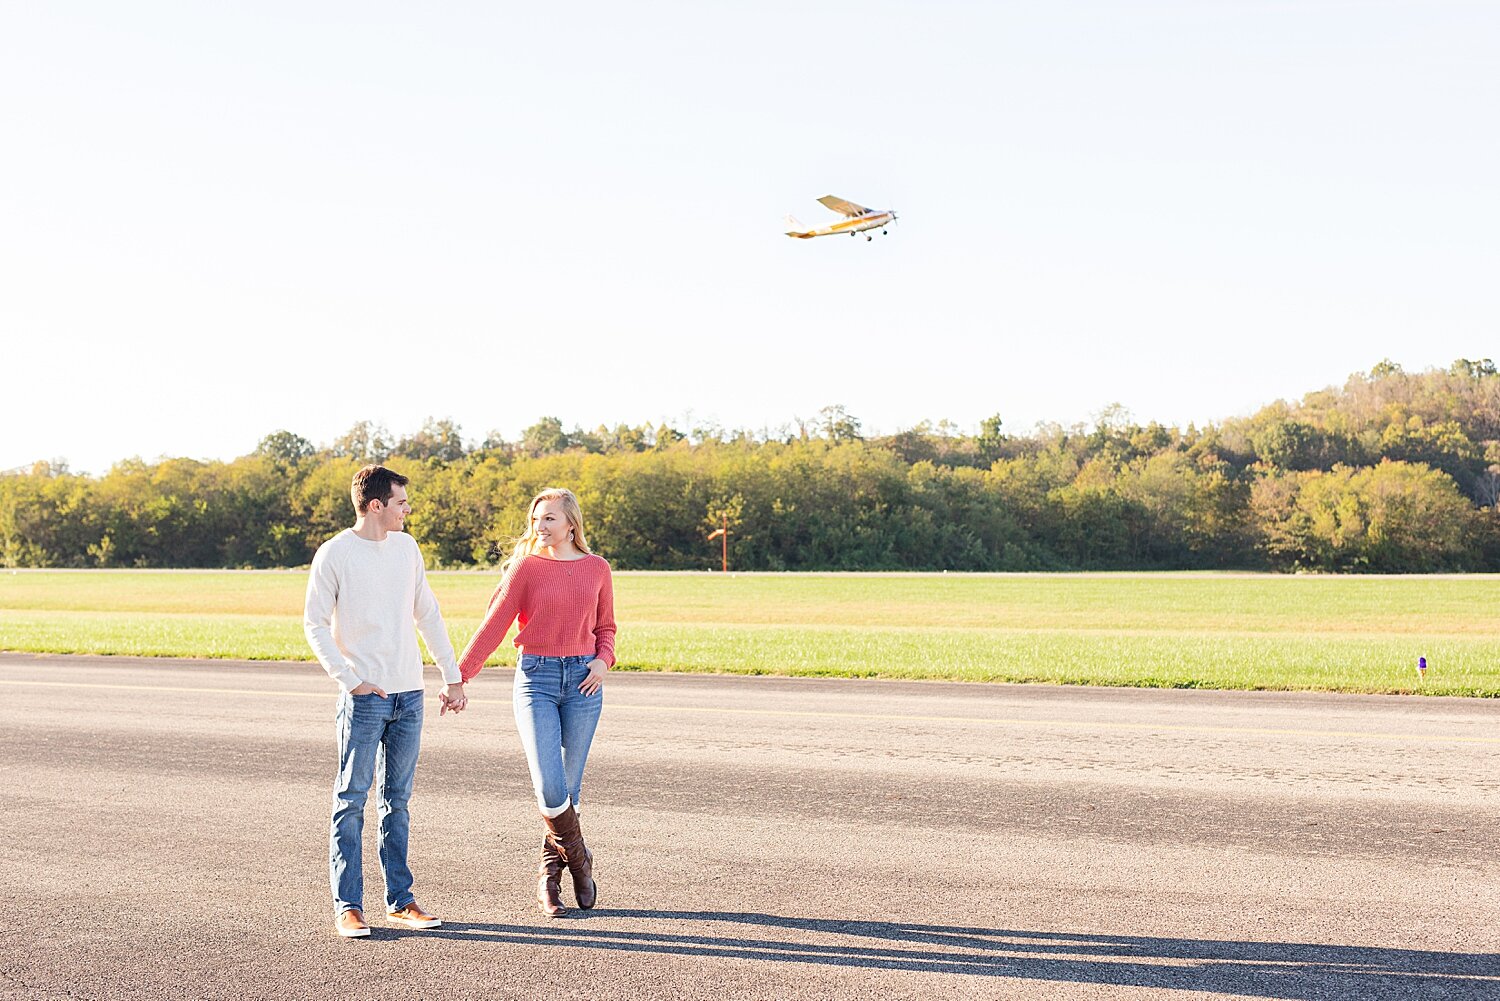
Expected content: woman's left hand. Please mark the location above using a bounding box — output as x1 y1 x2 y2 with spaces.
579 658 607 696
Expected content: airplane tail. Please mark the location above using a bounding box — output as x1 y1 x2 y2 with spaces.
784 214 811 238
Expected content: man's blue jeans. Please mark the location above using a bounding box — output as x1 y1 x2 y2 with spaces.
330 689 424 916
513 654 603 814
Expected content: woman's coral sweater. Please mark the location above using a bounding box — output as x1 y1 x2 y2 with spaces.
457 553 616 682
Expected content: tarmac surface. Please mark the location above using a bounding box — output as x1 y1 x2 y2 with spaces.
2 651 1497 1000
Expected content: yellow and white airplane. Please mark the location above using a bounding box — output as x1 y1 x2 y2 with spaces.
785 195 897 241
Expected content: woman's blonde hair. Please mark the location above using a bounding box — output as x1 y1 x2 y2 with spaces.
499 487 592 575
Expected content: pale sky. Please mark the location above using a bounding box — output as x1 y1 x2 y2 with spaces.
3 1 1496 474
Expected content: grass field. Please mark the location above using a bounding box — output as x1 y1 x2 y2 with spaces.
2 570 1498 696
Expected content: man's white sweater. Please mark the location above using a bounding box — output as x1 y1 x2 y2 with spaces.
303 528 460 694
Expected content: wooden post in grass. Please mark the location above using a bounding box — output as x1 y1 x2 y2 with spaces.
707 513 729 573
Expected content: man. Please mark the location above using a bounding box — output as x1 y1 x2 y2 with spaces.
304 464 468 939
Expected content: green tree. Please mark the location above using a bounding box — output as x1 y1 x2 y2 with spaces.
976 413 1007 463
0 463 99 567
1251 419 1332 470
651 424 686 450
1450 358 1497 379
1250 461 1472 571
817 404 863 442
255 430 315 469
521 417 571 456
394 417 467 463
292 458 366 553
330 421 393 463
1376 416 1481 494
597 424 649 453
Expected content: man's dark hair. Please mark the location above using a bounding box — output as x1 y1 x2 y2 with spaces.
351 465 409 514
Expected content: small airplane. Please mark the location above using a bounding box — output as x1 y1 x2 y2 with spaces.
785 195 897 241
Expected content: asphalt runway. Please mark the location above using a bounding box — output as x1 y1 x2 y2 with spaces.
2 652 1497 1000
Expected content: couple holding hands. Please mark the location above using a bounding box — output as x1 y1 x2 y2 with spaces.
304 465 614 937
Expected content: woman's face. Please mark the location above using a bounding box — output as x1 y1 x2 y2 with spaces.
531 498 574 549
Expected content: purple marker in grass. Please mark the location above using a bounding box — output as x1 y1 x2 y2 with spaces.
1417 656 1427 678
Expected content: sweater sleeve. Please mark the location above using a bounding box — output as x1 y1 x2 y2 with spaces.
457 564 526 682
593 560 617 668
411 543 460 685
303 545 361 692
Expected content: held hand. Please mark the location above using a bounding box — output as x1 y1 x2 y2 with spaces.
349 681 388 698
579 659 607 696
439 682 468 715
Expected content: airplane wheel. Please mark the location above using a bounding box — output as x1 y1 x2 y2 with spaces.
882 230 887 235
866 235 872 241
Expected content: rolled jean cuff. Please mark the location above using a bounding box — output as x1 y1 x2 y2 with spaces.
539 796 573 818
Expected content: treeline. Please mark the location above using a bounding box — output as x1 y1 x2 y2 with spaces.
5 360 1500 573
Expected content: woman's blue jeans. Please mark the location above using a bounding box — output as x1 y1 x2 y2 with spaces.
513 654 603 814
329 689 424 916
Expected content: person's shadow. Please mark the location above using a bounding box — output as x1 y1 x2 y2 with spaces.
404 909 1498 999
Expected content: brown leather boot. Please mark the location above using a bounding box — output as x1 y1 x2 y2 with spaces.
543 805 597 910
537 832 567 917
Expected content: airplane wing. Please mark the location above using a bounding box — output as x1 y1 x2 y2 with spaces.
817 195 870 217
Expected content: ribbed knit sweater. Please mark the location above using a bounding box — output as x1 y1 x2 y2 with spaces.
457 553 617 682
303 528 461 694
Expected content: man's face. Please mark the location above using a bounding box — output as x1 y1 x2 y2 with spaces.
370 483 410 532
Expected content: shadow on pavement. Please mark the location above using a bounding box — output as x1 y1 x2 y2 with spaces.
421 910 1498 999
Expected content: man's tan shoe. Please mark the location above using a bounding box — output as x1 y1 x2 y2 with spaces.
387 901 442 929
335 909 371 938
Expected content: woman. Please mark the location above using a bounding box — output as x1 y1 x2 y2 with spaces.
456 487 616 917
